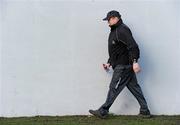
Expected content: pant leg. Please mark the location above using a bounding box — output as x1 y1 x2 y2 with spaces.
126 71 149 112
98 65 133 115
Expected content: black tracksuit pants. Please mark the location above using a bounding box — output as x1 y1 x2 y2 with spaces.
98 64 149 115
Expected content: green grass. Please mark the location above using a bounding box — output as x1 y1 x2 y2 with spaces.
0 115 180 125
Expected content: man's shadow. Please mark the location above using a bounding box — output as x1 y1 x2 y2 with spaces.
136 44 156 113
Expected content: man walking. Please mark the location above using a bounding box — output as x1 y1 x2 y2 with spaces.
89 10 151 118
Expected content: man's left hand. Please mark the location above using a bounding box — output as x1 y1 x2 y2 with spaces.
133 62 141 73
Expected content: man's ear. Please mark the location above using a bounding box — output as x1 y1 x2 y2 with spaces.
115 17 120 21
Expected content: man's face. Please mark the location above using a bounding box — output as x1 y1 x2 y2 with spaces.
108 17 119 26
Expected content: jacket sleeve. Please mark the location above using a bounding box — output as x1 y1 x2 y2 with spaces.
118 27 140 62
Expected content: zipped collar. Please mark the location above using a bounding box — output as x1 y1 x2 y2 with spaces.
109 19 123 31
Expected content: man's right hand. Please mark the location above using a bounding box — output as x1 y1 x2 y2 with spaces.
103 63 111 70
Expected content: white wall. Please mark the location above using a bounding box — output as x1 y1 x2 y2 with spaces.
0 0 180 117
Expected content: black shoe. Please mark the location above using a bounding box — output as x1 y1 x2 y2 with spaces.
89 109 108 119
138 110 152 118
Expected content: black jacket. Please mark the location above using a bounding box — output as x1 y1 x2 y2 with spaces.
107 19 140 69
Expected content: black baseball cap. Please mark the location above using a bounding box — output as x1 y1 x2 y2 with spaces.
103 10 121 21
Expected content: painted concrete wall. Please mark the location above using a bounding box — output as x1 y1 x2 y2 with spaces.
0 0 180 117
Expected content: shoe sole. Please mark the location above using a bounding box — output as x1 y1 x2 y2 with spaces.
138 114 152 118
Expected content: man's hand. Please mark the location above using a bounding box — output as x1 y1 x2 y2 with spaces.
133 62 141 73
103 63 111 71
